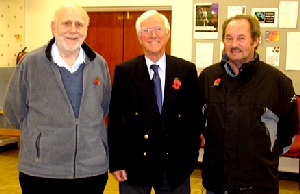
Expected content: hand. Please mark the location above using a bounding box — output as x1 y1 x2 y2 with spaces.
111 170 127 182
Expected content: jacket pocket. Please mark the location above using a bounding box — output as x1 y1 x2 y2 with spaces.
35 133 41 161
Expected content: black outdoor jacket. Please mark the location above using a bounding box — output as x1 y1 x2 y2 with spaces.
198 55 298 194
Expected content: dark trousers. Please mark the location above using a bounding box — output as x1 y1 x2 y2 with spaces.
119 173 190 194
19 172 108 194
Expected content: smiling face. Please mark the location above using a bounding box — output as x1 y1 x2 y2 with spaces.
51 4 88 56
137 14 170 62
223 19 259 68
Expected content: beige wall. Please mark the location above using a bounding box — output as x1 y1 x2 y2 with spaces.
0 0 24 67
24 0 193 61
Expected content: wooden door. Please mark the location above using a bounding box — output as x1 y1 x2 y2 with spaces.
85 11 172 80
85 12 124 80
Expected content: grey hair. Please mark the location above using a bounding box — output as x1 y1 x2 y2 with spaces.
53 3 90 26
135 10 170 36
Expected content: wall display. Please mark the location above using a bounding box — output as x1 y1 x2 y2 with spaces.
194 3 219 39
279 1 298 28
266 47 280 66
252 8 278 28
192 0 300 94
195 42 214 68
227 6 246 18
265 30 280 41
286 32 300 70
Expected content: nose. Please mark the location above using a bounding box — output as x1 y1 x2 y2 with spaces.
231 38 239 47
70 23 77 33
149 29 158 37
67 22 78 33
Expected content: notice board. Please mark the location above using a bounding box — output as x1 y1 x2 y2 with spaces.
192 0 300 93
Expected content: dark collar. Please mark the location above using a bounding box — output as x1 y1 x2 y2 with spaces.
45 37 96 62
221 52 259 78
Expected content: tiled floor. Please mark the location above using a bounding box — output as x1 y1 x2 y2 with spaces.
0 145 299 194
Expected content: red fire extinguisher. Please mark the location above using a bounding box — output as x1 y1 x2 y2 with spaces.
16 47 27 65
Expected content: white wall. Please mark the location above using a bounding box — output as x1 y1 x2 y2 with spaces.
24 0 193 61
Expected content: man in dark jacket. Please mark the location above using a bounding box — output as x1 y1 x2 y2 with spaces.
198 14 298 194
108 10 200 193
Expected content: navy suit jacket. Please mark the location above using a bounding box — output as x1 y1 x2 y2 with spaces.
108 54 200 190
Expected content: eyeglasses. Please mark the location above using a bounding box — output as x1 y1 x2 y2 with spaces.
141 27 165 35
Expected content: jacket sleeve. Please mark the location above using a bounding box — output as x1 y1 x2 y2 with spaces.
185 63 202 159
278 76 298 154
4 59 29 129
197 70 208 140
107 65 127 172
101 59 111 118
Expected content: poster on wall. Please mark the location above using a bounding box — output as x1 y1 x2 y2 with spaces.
227 6 246 18
286 32 300 70
194 3 219 39
265 30 280 41
251 8 278 28
279 1 298 28
196 42 214 68
266 47 280 67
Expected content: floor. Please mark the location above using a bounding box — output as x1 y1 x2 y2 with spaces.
0 144 299 194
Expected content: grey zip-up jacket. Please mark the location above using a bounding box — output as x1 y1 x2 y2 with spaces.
4 38 111 178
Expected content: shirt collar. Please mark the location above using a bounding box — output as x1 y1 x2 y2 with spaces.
222 52 258 78
51 43 85 73
145 54 166 73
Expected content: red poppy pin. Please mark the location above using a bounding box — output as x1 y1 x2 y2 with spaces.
94 76 100 86
172 78 181 89
211 78 221 88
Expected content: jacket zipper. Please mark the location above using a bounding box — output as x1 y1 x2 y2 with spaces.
73 118 79 178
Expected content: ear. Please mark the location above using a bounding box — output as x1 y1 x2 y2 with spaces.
253 37 260 47
137 34 143 45
51 21 56 36
166 30 171 41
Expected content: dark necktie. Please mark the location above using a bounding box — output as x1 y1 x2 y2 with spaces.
150 64 162 113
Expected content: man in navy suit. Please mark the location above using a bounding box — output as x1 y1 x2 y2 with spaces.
108 10 201 193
